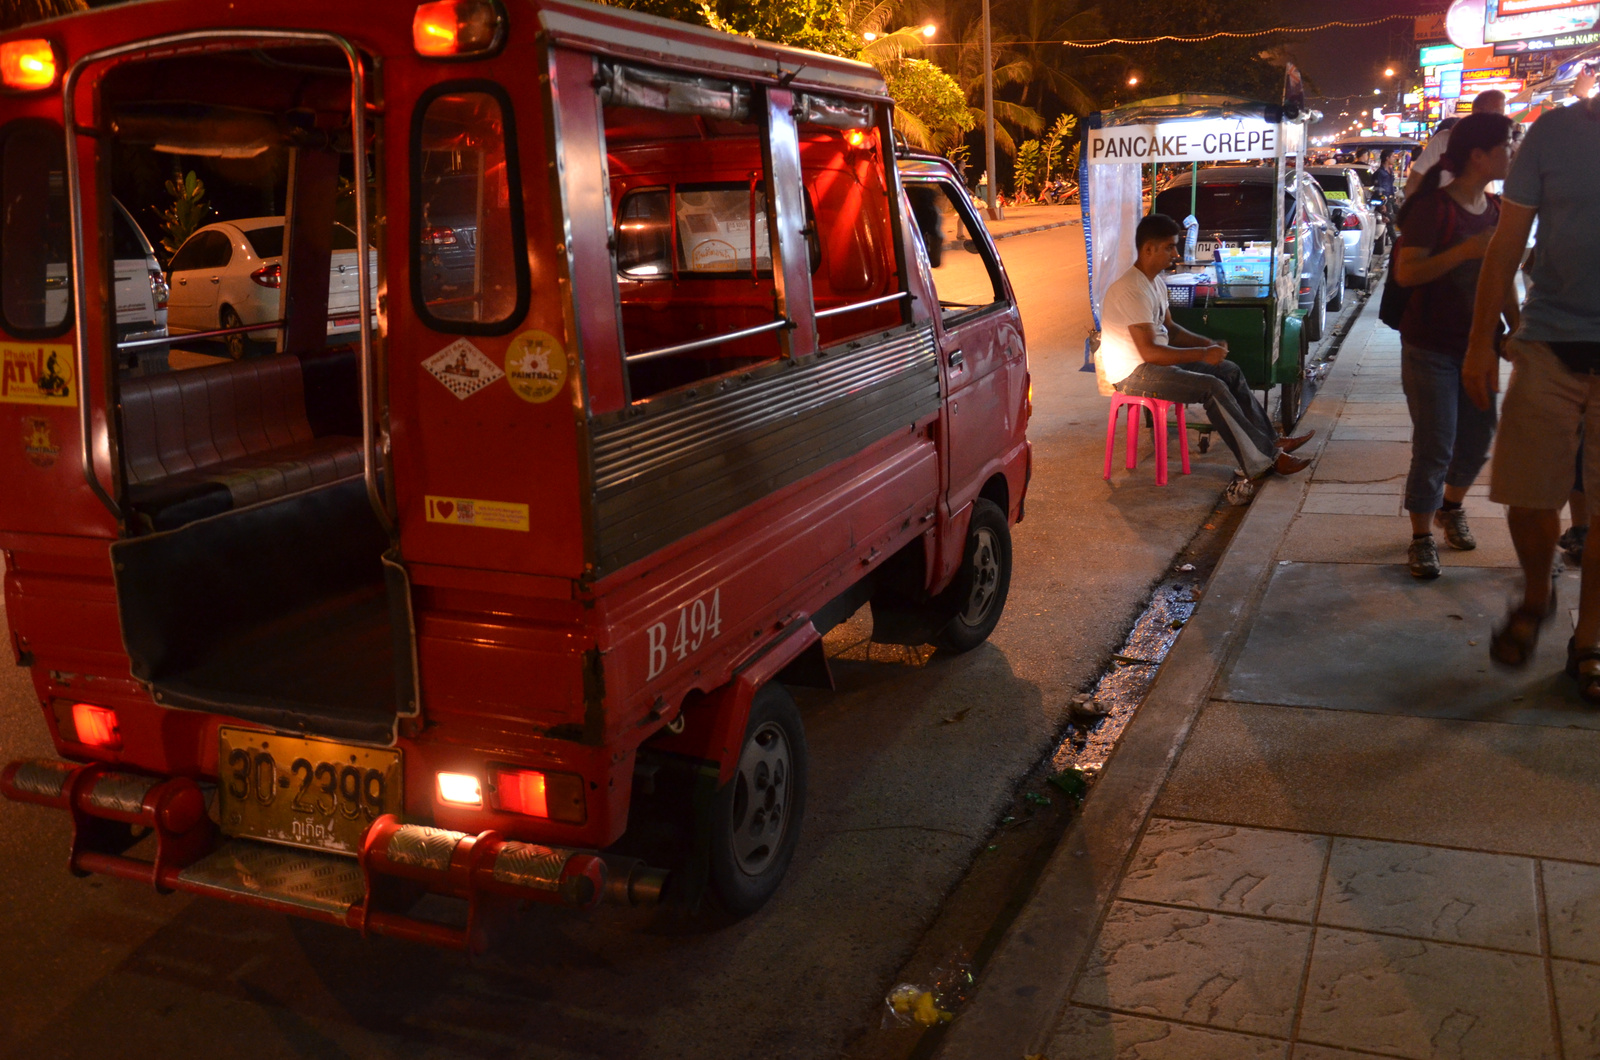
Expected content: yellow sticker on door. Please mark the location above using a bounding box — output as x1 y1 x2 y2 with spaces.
1 344 75 406
504 329 567 404
425 495 530 532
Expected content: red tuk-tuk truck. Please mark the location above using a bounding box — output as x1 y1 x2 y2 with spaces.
0 0 1030 948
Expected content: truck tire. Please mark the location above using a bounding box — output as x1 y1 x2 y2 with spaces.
708 682 807 915
931 498 1013 653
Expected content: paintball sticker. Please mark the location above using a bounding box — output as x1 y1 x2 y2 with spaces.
1 344 75 407
22 417 59 468
423 339 504 400
504 329 568 404
424 495 530 532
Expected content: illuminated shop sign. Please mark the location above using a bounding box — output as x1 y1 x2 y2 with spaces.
1484 0 1599 44
1087 118 1304 164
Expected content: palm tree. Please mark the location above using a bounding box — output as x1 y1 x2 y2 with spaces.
1011 0 1103 116
1 0 84 31
946 15 1044 157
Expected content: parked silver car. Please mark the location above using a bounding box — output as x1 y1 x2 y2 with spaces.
1308 166 1378 291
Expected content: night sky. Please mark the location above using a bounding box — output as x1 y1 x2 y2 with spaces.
1278 0 1445 129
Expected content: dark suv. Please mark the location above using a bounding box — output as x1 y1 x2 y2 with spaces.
1154 167 1346 341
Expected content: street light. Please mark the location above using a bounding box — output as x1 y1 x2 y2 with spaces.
1384 67 1396 77
1128 75 1140 86
921 23 936 38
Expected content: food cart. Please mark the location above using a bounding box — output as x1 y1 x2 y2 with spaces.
1081 93 1316 429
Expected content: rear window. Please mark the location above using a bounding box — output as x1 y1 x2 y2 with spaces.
243 225 284 259
1 121 71 335
411 85 528 333
1155 183 1286 235
1313 174 1350 200
114 204 153 261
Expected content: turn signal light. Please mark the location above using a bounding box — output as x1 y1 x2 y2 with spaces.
844 129 867 147
0 39 57 91
436 771 482 807
490 765 587 824
249 262 282 288
71 703 121 750
413 0 505 58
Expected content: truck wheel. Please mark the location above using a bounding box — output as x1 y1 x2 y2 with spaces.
708 683 807 915
932 498 1012 653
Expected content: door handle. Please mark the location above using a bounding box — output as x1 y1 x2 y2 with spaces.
948 350 965 369
177 278 187 286
209 277 220 284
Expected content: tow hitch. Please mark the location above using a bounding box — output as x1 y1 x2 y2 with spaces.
2 758 668 950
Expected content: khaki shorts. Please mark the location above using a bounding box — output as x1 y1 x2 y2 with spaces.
1489 338 1600 510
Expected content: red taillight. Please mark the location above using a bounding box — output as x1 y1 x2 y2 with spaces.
1342 213 1362 230
0 39 57 92
149 268 169 310
422 226 456 247
490 766 586 823
413 0 504 57
844 129 867 148
71 703 121 750
250 262 281 288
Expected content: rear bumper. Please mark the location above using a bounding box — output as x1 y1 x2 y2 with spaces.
2 757 666 950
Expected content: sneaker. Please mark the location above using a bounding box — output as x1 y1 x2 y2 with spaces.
1408 536 1441 579
1434 508 1477 551
1560 525 1588 564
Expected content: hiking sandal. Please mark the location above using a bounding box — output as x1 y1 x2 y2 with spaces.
1575 645 1600 705
1491 585 1558 668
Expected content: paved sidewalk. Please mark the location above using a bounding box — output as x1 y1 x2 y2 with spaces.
939 295 1600 1060
986 203 1080 240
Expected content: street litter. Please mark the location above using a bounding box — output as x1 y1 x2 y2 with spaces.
1048 769 1089 799
1069 694 1110 720
1111 653 1153 666
883 959 975 1028
1177 563 1196 572
941 707 972 724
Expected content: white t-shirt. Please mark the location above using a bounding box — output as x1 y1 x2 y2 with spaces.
1413 130 1453 188
1100 268 1169 386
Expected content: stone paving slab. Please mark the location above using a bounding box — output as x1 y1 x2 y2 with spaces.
1318 839 1540 953
1277 513 1518 567
1552 960 1600 1059
1541 861 1600 963
1071 902 1313 1037
1219 562 1588 725
1296 928 1554 1060
1118 820 1329 920
1310 441 1411 483
1046 1006 1290 1059
1154 702 1600 863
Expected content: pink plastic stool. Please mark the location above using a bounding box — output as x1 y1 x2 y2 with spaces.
1103 393 1191 486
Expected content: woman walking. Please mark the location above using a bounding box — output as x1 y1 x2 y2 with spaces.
1392 112 1519 578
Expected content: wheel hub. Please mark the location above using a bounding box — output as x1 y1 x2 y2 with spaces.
729 720 791 876
960 526 1000 626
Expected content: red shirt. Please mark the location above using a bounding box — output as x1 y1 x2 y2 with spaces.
1399 190 1500 358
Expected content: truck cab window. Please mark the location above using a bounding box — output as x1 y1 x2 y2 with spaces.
413 87 527 332
905 182 1003 324
604 81 784 402
1 122 71 335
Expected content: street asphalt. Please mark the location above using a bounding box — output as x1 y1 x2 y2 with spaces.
0 221 1251 1060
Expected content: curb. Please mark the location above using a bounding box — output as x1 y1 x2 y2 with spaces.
990 217 1080 242
932 300 1376 1059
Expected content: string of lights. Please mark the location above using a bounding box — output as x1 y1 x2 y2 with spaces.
920 13 1418 48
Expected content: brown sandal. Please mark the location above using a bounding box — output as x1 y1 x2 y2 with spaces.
1567 638 1600 704
1491 585 1558 668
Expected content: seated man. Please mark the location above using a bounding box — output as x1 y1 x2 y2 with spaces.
1100 213 1312 480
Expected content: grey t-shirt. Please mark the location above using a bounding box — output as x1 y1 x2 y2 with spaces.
1504 99 1600 342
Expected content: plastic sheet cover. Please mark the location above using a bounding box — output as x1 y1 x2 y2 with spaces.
1087 161 1142 327
596 62 751 121
793 93 873 129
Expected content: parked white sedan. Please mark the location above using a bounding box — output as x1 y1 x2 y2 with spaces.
1307 166 1378 291
165 216 375 358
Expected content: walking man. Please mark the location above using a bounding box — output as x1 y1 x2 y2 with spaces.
1462 87 1600 695
1101 214 1312 481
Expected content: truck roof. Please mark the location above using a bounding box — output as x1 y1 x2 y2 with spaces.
0 0 890 101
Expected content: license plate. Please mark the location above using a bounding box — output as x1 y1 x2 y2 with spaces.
218 727 403 854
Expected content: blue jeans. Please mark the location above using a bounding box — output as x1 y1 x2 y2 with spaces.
1117 358 1279 478
1402 342 1497 514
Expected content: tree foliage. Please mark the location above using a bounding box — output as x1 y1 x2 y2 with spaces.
883 58 975 151
159 171 210 260
1012 139 1043 198
0 0 84 31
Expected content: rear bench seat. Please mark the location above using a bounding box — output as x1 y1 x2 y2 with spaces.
120 351 364 531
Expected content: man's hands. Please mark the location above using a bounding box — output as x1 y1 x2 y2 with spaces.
1199 343 1228 365
1462 337 1502 411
